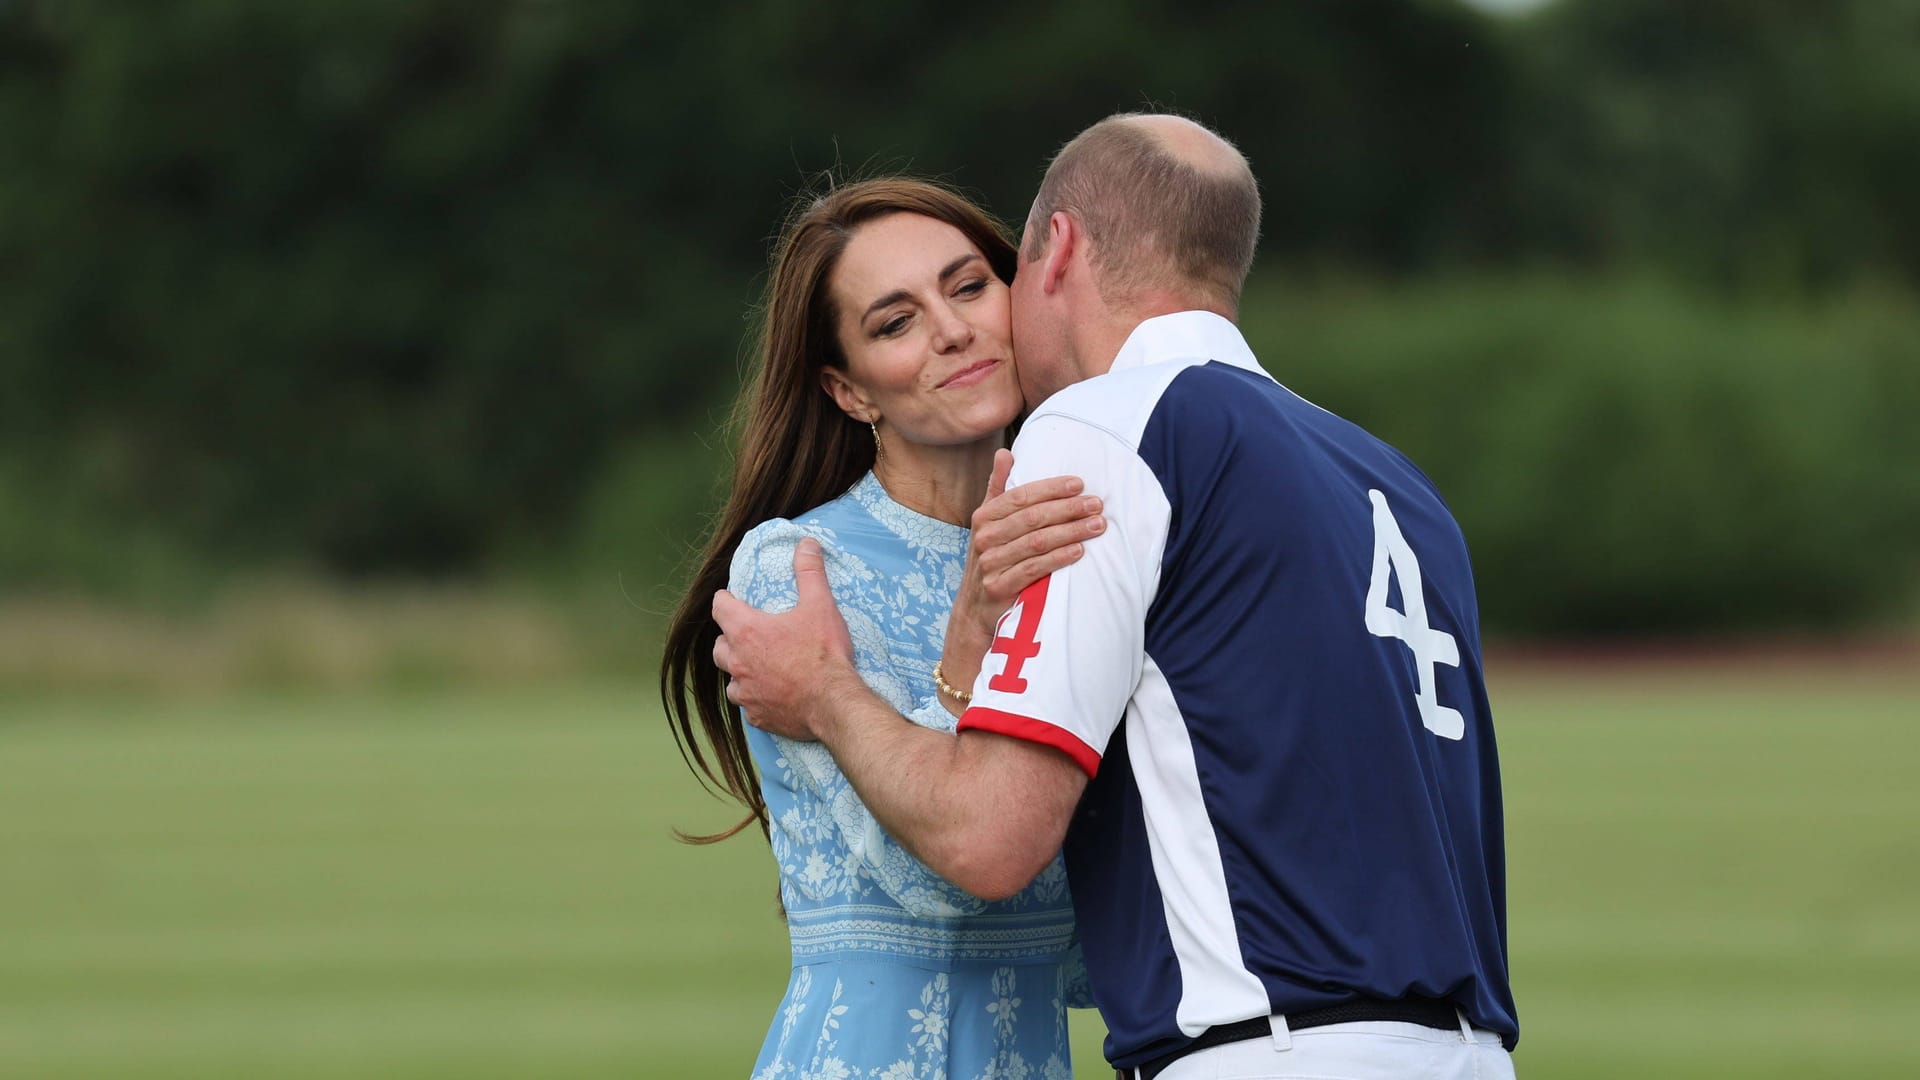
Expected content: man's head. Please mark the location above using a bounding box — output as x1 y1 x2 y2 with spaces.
1010 113 1262 404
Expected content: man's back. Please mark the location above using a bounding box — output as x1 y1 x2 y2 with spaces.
961 312 1517 1069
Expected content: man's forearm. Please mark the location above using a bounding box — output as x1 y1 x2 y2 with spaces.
812 677 969 874
810 675 1061 901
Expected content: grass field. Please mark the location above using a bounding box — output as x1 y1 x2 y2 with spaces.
4 664 1917 1078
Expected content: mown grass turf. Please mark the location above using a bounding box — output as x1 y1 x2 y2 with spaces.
2 668 1915 1078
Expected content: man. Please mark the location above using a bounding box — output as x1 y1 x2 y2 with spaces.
713 113 1518 1079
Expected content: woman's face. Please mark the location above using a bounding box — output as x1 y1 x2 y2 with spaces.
822 212 1021 450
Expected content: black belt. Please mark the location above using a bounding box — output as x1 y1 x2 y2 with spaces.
1130 996 1462 1080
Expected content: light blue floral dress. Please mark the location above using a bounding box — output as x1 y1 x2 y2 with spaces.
729 473 1086 1080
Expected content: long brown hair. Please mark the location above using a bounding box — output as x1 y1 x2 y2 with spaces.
660 177 1018 844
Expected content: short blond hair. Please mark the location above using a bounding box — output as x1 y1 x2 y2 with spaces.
1024 113 1261 310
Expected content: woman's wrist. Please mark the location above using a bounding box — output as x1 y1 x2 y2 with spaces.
933 657 974 711
937 629 987 693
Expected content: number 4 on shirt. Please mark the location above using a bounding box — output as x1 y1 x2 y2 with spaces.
1364 489 1465 740
986 576 1050 694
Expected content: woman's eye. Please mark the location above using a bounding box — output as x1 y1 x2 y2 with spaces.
956 279 987 297
878 315 909 337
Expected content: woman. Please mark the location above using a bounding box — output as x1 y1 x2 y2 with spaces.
660 179 1104 1079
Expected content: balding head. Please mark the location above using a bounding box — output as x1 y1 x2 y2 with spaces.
1024 113 1261 313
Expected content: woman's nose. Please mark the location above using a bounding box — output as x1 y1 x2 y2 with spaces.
930 302 975 353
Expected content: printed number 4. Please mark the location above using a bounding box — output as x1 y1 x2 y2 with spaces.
986 576 1050 694
1364 489 1464 740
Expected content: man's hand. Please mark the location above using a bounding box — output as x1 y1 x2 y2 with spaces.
940 449 1103 712
712 537 863 742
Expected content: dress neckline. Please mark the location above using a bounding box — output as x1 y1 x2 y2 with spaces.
848 472 970 549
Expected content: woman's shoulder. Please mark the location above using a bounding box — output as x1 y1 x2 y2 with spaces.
733 515 811 563
727 517 815 605
726 493 876 604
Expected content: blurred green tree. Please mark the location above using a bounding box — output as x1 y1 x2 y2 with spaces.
1509 0 1920 288
0 0 1509 578
1 0 1915 633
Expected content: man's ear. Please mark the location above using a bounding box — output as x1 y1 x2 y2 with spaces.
1041 211 1077 294
819 367 873 422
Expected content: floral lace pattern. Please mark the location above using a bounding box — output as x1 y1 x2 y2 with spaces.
750 966 1074 1080
730 473 1084 1079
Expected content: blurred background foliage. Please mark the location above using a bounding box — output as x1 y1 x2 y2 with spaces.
2 0 1917 652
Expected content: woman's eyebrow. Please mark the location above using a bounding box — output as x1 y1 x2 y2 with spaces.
861 254 983 322
935 252 981 283
862 289 912 321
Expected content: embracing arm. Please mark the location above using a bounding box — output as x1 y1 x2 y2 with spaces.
714 538 1087 900
810 663 1087 900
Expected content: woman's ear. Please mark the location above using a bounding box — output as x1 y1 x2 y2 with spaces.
819 367 873 422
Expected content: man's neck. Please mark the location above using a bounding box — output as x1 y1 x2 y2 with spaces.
1075 294 1236 381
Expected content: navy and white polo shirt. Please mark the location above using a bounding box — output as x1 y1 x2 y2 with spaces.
957 311 1518 1069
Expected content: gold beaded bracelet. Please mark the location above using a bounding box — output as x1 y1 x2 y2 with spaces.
932 660 973 704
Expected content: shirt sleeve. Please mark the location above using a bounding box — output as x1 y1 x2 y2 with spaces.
956 412 1171 777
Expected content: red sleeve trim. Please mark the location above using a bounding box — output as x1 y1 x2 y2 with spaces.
957 707 1102 779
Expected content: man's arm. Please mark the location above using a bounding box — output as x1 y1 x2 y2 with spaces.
713 538 1087 900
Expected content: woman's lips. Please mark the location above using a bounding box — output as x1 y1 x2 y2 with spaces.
939 358 1002 389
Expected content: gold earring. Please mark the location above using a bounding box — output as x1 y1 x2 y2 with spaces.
869 418 884 464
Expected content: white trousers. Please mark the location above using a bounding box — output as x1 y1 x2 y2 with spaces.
1147 1017 1515 1080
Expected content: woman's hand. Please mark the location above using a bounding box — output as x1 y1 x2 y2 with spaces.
938 449 1104 716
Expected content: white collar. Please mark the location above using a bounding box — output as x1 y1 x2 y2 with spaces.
1107 310 1264 377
